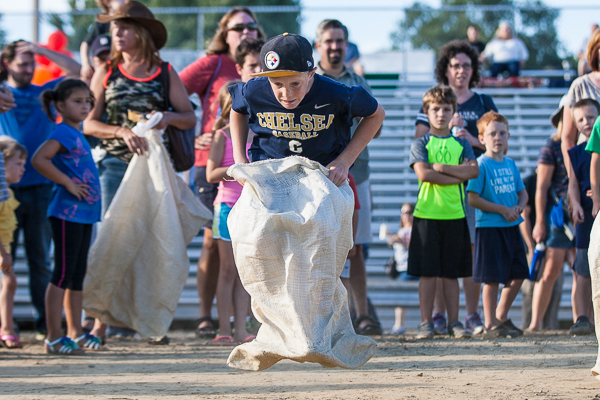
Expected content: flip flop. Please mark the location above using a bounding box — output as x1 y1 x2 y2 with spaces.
44 337 84 355
212 335 236 346
75 333 106 351
0 334 23 349
239 335 256 344
196 316 217 338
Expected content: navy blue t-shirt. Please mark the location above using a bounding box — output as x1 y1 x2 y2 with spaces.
230 74 379 167
568 142 593 248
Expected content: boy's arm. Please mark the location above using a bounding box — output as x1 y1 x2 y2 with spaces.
591 152 600 217
467 191 520 222
519 205 535 261
327 104 385 186
567 161 585 224
431 159 479 181
413 162 462 185
230 109 250 165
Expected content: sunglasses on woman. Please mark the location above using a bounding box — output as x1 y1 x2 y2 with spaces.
228 22 259 32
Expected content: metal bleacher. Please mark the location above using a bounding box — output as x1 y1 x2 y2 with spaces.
12 78 572 331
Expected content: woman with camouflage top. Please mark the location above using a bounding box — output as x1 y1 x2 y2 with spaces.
82 1 195 340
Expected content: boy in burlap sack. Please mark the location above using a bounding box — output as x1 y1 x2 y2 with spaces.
226 33 385 371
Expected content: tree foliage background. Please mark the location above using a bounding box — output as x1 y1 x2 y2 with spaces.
391 0 566 69
0 16 6 49
68 0 300 51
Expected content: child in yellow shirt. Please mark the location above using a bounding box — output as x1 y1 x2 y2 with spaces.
0 136 26 348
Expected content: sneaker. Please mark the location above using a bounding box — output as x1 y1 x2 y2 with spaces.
482 324 515 339
388 325 406 335
465 312 485 335
448 321 471 339
570 316 592 336
432 313 447 335
34 331 47 341
501 319 523 337
416 321 434 340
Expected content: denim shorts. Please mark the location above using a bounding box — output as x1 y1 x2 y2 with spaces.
212 203 232 241
194 166 218 229
545 212 575 249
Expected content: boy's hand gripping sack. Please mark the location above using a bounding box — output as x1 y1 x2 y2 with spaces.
83 125 212 338
225 156 377 371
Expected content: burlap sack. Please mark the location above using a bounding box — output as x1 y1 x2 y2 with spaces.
83 129 212 337
225 156 377 371
588 215 600 379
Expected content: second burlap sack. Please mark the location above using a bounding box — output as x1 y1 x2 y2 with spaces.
226 156 377 371
588 215 600 379
83 129 212 338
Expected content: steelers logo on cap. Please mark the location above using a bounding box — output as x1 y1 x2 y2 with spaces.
265 51 280 70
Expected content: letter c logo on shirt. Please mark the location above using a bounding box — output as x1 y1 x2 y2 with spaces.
289 140 302 153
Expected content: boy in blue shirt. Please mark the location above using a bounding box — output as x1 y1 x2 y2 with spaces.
229 33 385 185
569 98 600 335
467 111 528 339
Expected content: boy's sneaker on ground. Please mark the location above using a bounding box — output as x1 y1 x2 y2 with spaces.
416 321 434 340
465 312 485 335
570 316 592 336
501 319 523 337
482 324 518 339
388 325 406 335
432 313 447 335
448 321 471 339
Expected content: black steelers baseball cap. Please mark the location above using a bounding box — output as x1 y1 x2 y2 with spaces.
251 33 315 77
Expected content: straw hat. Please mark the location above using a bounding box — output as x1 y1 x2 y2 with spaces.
549 95 568 129
96 1 167 50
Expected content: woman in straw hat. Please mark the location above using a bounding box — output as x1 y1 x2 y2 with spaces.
83 0 196 340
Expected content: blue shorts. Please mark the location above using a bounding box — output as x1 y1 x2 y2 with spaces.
212 203 233 241
473 226 529 284
574 249 590 278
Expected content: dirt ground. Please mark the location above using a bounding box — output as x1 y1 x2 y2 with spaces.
1 330 600 400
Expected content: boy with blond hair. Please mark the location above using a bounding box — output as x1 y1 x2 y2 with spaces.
569 98 600 335
408 85 479 340
467 111 528 338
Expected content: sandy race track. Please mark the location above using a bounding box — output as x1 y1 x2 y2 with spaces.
1 330 599 399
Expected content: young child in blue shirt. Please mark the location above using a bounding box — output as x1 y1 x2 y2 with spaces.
467 111 529 339
32 79 103 355
569 98 600 335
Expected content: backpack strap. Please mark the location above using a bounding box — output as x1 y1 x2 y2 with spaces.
160 61 171 111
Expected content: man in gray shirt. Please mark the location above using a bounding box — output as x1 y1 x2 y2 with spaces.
315 19 382 335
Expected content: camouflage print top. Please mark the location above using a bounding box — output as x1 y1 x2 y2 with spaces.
102 63 167 162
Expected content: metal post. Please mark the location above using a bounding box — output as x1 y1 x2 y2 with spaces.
197 12 204 52
33 0 39 43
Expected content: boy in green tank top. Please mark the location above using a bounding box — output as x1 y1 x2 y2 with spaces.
407 86 480 340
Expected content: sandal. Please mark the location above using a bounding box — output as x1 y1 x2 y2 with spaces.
147 336 170 346
0 334 23 349
195 316 217 338
212 335 236 346
239 335 256 344
44 337 84 355
354 315 383 336
75 333 106 351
